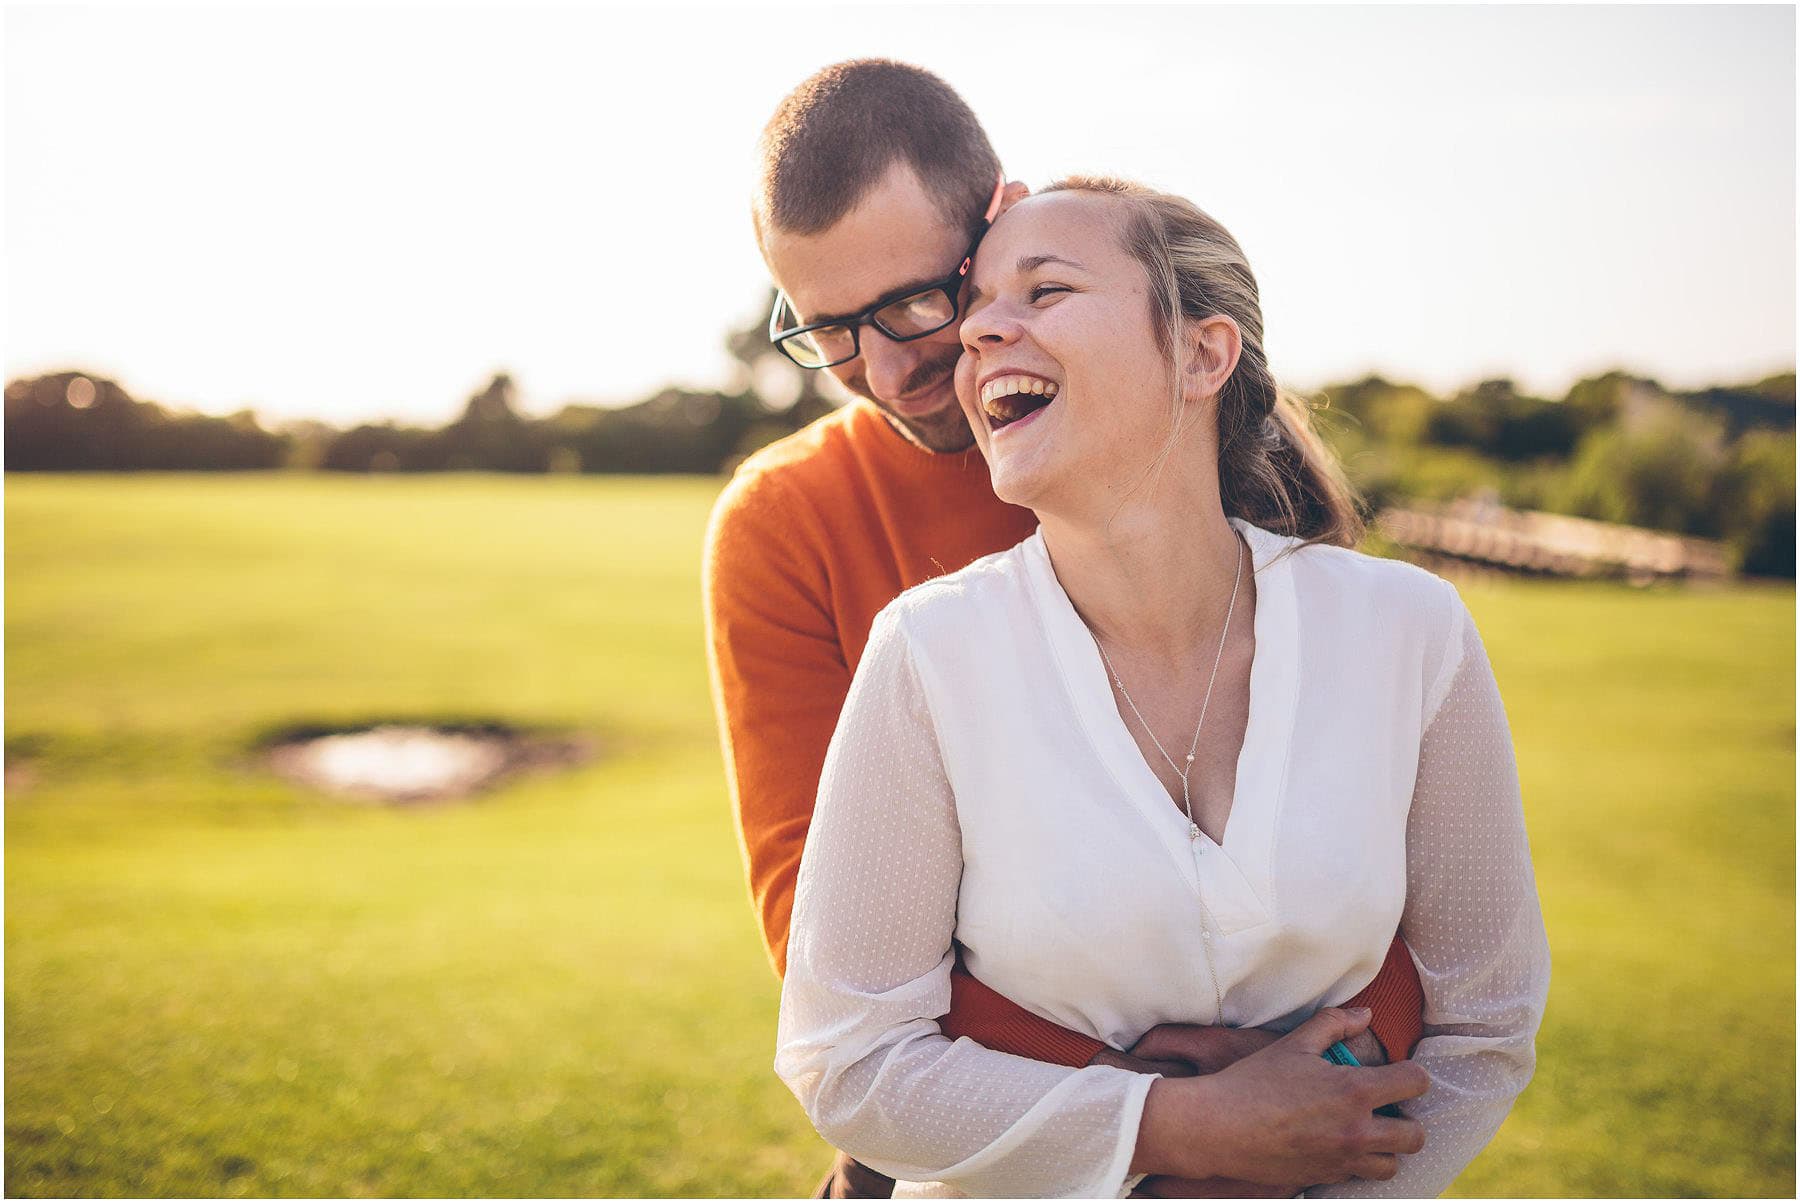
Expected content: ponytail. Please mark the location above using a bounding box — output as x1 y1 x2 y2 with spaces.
1217 383 1364 548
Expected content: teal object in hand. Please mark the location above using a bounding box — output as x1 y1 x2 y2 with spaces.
1324 1040 1406 1119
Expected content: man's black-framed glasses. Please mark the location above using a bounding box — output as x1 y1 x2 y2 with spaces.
768 171 1006 370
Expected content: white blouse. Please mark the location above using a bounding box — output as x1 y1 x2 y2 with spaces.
776 517 1550 1198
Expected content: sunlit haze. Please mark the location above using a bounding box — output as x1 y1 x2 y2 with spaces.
5 5 1794 426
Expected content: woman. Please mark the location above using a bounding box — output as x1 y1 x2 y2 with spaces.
775 177 1550 1198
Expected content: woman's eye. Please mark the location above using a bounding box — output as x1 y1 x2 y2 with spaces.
1029 284 1069 303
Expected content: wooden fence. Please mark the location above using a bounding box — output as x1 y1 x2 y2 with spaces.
1376 497 1730 584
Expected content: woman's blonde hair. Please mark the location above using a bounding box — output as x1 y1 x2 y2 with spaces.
1042 176 1364 549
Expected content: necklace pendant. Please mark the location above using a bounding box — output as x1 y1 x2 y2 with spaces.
1188 822 1201 840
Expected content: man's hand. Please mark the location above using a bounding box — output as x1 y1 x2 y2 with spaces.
1089 1022 1282 1078
1126 1016 1391 1200
1129 1173 1296 1198
1098 1015 1402 1195
1099 1024 1308 1197
1340 1026 1388 1067
1131 1008 1429 1189
1131 1023 1284 1076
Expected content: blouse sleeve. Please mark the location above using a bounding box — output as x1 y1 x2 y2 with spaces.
1311 590 1552 1198
774 603 1155 1199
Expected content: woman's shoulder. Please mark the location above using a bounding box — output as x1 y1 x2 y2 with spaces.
1288 536 1457 603
1278 537 1480 721
1280 535 1467 652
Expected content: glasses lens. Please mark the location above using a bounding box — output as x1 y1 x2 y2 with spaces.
873 288 957 340
780 324 857 369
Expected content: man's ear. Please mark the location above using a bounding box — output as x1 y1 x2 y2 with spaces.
1182 315 1243 406
996 179 1031 218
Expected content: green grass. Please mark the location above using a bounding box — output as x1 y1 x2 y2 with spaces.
5 473 1794 1198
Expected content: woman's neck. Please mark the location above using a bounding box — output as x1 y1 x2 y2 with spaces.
1037 457 1245 661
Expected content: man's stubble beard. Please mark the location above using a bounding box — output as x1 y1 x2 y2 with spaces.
891 402 977 454
848 348 978 455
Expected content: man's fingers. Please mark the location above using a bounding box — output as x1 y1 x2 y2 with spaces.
1351 1152 1400 1182
1342 1028 1388 1066
1354 1060 1431 1109
1088 1047 1198 1078
1130 1022 1212 1064
1365 1114 1427 1155
1133 1175 1298 1199
1143 1057 1201 1079
1281 1006 1373 1055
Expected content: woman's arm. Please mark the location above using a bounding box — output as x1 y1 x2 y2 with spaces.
775 603 1155 1198
778 602 1440 1196
1308 589 1552 1198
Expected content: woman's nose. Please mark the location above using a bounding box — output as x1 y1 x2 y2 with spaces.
960 303 1021 353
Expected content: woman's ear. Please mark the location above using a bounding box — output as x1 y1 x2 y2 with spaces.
1181 315 1243 406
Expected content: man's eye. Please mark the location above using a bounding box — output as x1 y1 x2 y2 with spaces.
1029 284 1069 303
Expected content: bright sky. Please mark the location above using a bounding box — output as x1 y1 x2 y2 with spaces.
5 4 1795 426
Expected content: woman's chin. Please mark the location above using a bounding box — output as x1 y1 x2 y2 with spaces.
982 398 1068 508
988 454 1055 511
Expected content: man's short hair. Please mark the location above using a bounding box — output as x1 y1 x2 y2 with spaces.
754 59 1001 245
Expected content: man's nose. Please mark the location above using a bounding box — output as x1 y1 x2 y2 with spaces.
859 329 930 400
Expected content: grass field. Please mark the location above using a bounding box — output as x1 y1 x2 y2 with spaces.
5 473 1794 1198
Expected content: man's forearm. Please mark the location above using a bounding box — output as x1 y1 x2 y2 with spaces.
1340 935 1423 1062
940 965 1106 1067
943 932 1422 1078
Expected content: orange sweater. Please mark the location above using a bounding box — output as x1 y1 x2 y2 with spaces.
703 400 1422 1065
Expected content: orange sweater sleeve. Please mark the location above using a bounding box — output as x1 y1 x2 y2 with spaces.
1348 933 1424 1062
942 967 1107 1065
704 468 848 978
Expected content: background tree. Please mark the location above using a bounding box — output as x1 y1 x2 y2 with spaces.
4 372 287 470
7 339 1791 576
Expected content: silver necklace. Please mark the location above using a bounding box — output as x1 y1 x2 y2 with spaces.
1089 531 1245 845
1086 529 1246 1024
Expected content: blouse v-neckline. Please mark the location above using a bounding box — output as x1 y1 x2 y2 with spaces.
1021 517 1302 921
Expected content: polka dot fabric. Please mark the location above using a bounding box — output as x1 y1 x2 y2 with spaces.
1307 606 1550 1198
777 604 1154 1198
776 525 1549 1198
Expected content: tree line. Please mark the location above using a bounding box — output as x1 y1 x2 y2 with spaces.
5 313 1792 576
1317 371 1793 577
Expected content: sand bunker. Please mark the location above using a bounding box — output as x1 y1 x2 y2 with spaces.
265 723 588 804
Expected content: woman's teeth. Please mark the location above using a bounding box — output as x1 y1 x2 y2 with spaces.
980 376 1059 428
979 376 1058 404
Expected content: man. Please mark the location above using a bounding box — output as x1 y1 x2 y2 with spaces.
704 59 1426 1199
